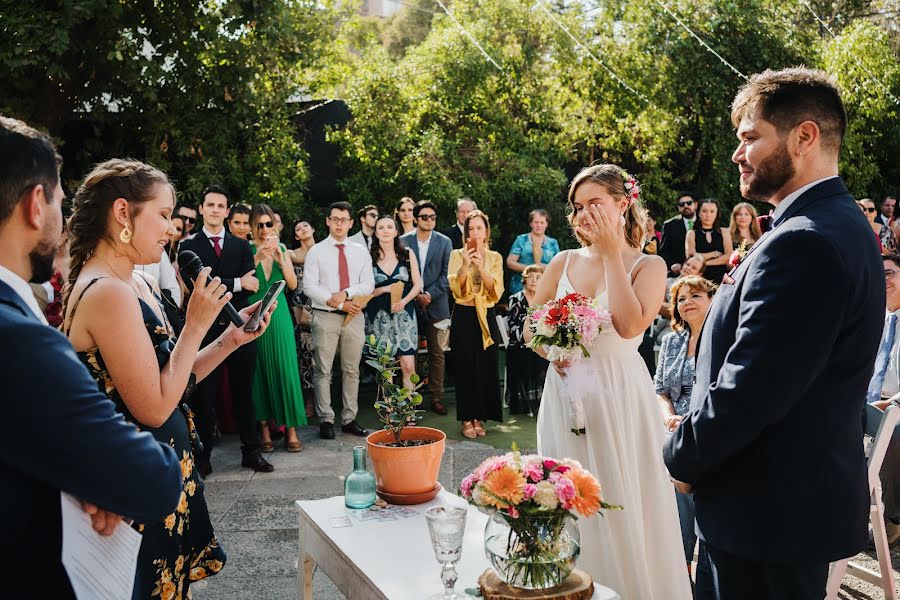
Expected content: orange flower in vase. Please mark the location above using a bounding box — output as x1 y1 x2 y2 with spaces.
564 468 602 517
481 466 526 509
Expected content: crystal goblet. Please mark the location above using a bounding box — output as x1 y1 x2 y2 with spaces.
425 506 473 600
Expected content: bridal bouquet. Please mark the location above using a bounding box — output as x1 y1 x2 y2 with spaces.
460 449 620 589
527 293 611 435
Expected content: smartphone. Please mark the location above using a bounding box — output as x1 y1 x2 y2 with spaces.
466 238 478 252
243 280 285 333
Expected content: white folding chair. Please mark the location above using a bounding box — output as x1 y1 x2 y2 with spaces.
496 315 510 405
826 403 900 600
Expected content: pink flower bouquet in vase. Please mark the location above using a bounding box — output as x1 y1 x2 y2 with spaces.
527 292 611 434
460 448 621 590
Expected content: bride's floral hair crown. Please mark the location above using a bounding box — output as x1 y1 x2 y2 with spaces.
621 171 641 206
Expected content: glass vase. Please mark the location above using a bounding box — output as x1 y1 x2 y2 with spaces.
483 510 580 590
344 445 376 509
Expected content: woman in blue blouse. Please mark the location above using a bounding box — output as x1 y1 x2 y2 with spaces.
654 274 716 571
506 209 559 294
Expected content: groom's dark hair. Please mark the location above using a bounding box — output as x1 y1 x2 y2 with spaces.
731 67 846 154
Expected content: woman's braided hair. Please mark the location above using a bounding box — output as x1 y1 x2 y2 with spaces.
63 159 172 314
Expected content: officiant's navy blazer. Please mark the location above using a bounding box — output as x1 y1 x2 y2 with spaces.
664 177 884 563
0 280 182 597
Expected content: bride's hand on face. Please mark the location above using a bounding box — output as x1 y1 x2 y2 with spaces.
576 204 624 258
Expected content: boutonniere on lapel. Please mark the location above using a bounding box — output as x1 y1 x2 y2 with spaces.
728 239 750 269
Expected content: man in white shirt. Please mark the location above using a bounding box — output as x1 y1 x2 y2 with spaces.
349 204 377 251
303 201 375 439
865 253 900 547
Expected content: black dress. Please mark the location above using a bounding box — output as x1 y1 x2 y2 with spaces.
450 305 503 422
695 227 727 283
68 279 226 599
505 291 548 415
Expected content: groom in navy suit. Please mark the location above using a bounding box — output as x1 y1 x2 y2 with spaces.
664 68 885 599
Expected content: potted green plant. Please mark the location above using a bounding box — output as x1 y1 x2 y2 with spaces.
365 335 446 499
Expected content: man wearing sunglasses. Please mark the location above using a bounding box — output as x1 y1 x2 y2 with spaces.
349 204 378 251
658 194 696 276
180 185 272 476
401 200 452 415
174 202 198 240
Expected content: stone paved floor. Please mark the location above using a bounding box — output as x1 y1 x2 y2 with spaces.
193 430 899 599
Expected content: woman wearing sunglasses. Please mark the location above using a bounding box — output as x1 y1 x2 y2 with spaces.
248 204 306 452
860 197 897 255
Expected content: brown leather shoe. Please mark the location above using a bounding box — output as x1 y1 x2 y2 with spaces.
431 401 448 416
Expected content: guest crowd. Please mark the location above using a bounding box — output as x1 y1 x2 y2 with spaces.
2 109 897 599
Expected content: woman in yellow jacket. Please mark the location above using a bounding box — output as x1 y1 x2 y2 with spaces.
448 210 504 438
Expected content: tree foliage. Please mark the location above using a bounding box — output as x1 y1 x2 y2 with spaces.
0 0 339 215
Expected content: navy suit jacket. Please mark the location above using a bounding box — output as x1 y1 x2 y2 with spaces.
0 280 182 597
443 224 464 250
658 215 690 271
179 230 255 340
401 230 452 321
664 178 884 563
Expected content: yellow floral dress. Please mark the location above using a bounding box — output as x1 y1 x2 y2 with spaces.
71 283 226 599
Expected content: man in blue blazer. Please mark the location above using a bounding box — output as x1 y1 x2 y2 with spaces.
401 200 452 415
664 69 884 599
0 116 183 597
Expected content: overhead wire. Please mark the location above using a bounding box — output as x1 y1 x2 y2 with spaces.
433 0 504 71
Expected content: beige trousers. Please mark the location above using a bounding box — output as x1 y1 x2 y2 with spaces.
310 310 365 425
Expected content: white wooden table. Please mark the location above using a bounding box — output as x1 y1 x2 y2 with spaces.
296 491 620 600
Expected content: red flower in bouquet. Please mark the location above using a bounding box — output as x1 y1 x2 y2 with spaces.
545 305 570 326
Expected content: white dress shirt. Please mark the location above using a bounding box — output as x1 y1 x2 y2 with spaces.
135 257 182 306
302 235 375 311
416 231 432 277
0 265 48 324
880 309 900 398
202 226 242 292
771 176 839 223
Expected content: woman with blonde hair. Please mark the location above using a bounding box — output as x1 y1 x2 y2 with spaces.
530 164 692 599
729 201 761 249
654 275 717 574
63 159 274 598
448 209 504 438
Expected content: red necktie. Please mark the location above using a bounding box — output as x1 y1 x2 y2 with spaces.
336 243 350 291
212 236 222 258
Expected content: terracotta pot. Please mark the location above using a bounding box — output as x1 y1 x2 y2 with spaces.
366 426 446 496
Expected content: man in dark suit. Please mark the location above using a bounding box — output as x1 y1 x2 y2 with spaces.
0 115 182 598
401 200 452 414
179 186 273 474
443 197 476 250
657 193 696 275
664 68 884 599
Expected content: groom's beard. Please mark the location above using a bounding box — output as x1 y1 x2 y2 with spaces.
740 141 795 202
28 240 58 284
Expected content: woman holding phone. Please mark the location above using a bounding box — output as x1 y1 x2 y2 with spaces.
448 210 504 438
249 204 306 452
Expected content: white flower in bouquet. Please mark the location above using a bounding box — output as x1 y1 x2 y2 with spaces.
533 481 560 509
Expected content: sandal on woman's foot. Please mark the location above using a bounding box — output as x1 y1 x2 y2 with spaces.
261 440 275 453
473 421 486 437
462 421 477 439
285 439 302 453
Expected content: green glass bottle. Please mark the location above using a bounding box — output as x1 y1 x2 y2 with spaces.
344 445 377 509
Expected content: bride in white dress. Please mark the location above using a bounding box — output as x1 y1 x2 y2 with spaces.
532 164 693 599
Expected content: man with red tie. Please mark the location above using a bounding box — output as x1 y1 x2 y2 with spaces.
303 201 375 439
180 186 273 474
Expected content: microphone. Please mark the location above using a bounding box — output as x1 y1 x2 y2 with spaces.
178 250 245 327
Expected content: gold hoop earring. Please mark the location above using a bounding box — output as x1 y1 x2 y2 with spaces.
120 225 133 244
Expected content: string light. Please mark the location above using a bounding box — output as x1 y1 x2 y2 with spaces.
535 2 652 105
799 0 900 106
433 0 504 72
653 0 748 81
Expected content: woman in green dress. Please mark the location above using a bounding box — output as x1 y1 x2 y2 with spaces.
249 204 307 452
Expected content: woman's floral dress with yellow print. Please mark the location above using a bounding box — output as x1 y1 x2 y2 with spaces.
73 291 226 599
